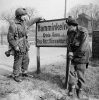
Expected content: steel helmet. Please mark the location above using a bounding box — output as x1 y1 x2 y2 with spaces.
15 8 27 17
66 17 78 26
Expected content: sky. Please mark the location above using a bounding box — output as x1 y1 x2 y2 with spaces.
0 0 98 20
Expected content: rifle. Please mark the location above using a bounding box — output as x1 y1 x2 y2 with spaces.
64 47 73 89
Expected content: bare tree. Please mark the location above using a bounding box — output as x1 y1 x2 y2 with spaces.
67 5 89 19
0 7 39 39
26 7 38 19
68 3 99 30
68 3 99 20
0 7 38 24
0 8 15 24
80 5 88 14
68 5 81 19
87 4 99 20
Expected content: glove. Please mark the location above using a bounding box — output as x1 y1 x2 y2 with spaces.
68 52 73 59
5 50 11 57
15 46 20 51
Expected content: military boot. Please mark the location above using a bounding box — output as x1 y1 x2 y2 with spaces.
14 76 22 82
68 85 75 97
22 71 29 77
22 73 28 77
22 70 33 78
76 88 82 99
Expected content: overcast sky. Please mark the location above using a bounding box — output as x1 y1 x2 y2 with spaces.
0 0 98 20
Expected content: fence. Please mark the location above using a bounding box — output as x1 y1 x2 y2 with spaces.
0 33 7 45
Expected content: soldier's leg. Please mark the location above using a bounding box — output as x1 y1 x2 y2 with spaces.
76 64 86 89
68 64 77 96
21 52 29 75
76 64 86 98
13 54 23 82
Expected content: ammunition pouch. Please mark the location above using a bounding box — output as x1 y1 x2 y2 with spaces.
17 37 30 53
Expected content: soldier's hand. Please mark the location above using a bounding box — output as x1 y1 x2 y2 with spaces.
39 17 46 21
75 41 80 46
15 46 20 51
68 52 73 59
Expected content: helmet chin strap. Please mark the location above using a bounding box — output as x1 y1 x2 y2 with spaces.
16 16 21 21
16 15 25 22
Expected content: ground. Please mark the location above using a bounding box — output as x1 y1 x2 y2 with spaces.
0 44 99 100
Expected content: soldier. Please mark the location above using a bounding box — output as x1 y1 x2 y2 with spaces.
7 8 43 82
66 17 91 98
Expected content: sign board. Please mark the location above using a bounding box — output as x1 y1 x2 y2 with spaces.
36 18 68 47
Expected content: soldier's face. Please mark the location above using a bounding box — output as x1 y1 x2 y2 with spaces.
21 15 29 22
68 25 76 31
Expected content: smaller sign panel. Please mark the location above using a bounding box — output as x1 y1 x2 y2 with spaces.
36 18 68 47
92 30 99 58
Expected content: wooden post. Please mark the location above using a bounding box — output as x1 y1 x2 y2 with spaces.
65 47 72 89
1 33 3 45
64 0 70 89
37 47 40 74
65 47 69 89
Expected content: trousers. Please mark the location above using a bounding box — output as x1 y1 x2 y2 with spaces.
69 63 87 89
13 52 29 76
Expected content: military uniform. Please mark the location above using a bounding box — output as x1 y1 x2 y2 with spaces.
66 18 91 98
8 19 29 76
7 8 42 82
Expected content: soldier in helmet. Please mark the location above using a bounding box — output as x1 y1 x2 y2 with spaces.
66 17 91 98
7 8 43 82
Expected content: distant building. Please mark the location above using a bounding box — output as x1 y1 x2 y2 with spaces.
76 13 92 33
93 19 99 30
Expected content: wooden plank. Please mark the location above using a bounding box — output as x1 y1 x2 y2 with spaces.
37 47 40 74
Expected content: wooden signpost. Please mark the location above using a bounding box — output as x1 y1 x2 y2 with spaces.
36 18 69 89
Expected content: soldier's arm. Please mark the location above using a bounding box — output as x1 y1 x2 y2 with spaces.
67 31 72 52
26 17 42 28
67 36 74 58
76 27 89 51
79 27 88 45
7 24 18 50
